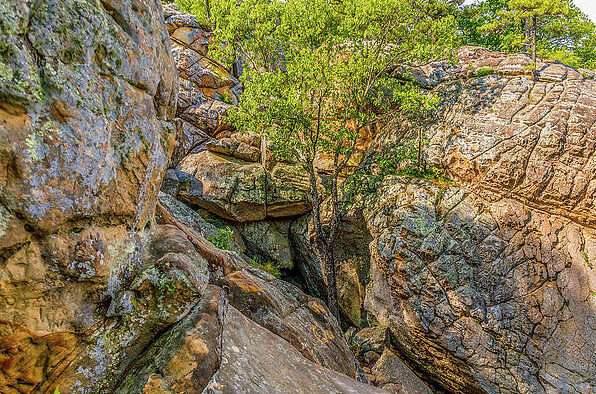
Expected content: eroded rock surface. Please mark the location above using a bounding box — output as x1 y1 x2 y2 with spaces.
164 3 242 164
178 151 311 222
361 48 596 394
0 0 179 391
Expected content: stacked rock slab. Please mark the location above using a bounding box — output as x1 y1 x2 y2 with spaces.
164 4 242 164
363 48 596 393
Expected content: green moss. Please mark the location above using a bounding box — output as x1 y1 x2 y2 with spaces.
581 250 592 270
475 66 495 77
207 226 234 250
0 61 13 80
25 121 55 162
249 256 281 278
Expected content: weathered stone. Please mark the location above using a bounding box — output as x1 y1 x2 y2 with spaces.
349 326 388 358
0 1 180 392
1 224 209 393
158 191 246 255
178 151 311 222
202 306 386 394
165 4 241 163
205 133 262 163
425 47 596 229
0 0 176 234
372 348 433 394
220 267 360 378
171 119 210 165
238 219 294 269
363 177 595 394
290 210 372 327
115 285 225 394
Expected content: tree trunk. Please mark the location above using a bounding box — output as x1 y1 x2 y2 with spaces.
306 159 341 322
205 0 211 22
531 16 537 71
320 246 340 321
417 127 423 172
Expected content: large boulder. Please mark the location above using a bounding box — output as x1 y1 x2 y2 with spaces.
362 48 596 394
178 151 311 222
220 267 360 377
0 0 180 392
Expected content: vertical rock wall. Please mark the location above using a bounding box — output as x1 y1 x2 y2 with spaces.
0 0 180 391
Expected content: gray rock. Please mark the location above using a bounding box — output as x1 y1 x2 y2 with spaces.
204 306 387 394
239 219 294 269
363 178 595 393
372 348 433 394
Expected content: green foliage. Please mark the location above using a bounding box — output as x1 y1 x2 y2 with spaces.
53 389 61 394
200 0 459 169
249 256 281 278
207 226 234 250
582 250 592 269
475 66 495 76
343 135 451 207
374 140 450 183
459 0 596 69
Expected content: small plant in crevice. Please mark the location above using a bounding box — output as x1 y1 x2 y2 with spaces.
581 250 592 269
207 226 234 250
249 256 281 278
475 66 495 77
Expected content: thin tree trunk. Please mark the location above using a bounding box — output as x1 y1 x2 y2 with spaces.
205 0 211 22
306 159 341 322
320 246 339 321
532 16 537 70
417 127 423 172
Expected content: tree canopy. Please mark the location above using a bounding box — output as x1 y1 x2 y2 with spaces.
459 0 596 69
172 0 459 318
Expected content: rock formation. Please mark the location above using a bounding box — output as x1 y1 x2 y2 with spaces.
2 0 594 392
0 2 383 393
361 48 596 393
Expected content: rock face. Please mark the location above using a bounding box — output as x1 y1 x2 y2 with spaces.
290 211 373 327
362 48 596 393
164 4 242 164
0 0 178 391
178 151 311 222
0 2 374 393
238 219 295 269
0 0 176 233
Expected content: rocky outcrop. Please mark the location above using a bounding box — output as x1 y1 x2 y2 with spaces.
361 48 596 393
0 2 378 393
0 0 178 391
177 151 311 222
164 4 242 164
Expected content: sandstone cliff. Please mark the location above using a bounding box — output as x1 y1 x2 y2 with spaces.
347 48 596 393
1 2 594 394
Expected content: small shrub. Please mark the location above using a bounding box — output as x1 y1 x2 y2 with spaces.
395 166 452 185
475 66 495 77
249 256 281 278
208 227 234 250
581 250 592 269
